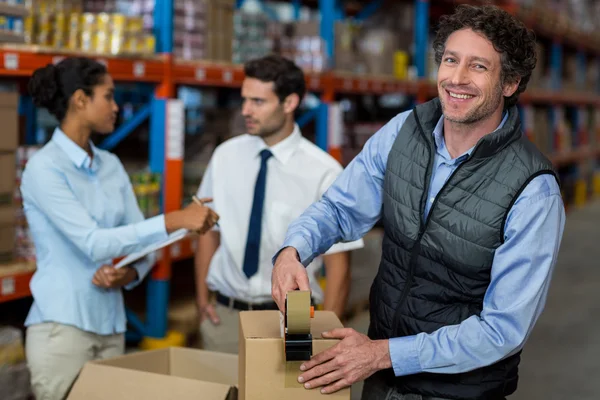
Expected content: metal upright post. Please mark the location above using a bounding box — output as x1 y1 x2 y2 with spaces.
144 0 175 343
415 0 430 104
316 0 336 153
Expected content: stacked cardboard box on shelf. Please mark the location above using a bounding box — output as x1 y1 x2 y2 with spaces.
0 13 25 42
22 0 155 56
279 21 326 73
208 0 234 63
173 0 208 61
129 171 161 219
232 10 271 64
330 2 415 77
14 146 39 263
172 0 234 62
532 107 552 156
0 91 19 263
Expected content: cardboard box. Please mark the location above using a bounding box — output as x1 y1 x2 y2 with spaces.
0 152 15 262
239 310 350 400
0 92 19 151
0 205 15 262
68 347 238 400
0 152 15 205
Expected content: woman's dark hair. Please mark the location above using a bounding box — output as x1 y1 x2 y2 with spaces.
433 4 537 108
28 57 108 122
244 54 306 106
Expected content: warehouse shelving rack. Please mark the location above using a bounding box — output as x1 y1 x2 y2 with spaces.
0 0 599 347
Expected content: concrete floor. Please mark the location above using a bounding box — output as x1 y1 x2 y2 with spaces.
344 200 600 400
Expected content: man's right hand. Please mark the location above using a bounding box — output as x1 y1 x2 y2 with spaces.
199 303 221 325
271 247 311 312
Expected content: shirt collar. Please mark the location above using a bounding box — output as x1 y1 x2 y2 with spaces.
51 127 100 171
432 112 509 162
254 124 302 164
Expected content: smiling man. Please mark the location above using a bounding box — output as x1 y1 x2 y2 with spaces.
194 54 363 354
271 5 565 400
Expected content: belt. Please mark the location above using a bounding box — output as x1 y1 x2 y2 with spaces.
216 293 280 311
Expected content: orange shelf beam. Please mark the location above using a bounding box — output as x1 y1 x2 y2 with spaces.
550 146 597 168
521 90 600 107
174 60 328 93
173 60 245 87
332 73 420 95
0 47 166 82
0 263 35 303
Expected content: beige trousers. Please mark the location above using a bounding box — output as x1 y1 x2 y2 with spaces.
25 322 124 400
199 302 242 354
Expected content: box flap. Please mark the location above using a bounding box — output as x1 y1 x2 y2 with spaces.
94 348 171 375
67 363 233 400
170 347 238 385
0 92 18 108
240 311 343 339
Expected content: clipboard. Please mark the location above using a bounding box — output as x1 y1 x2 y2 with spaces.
114 228 191 269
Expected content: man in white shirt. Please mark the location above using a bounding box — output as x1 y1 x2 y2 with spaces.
194 55 364 354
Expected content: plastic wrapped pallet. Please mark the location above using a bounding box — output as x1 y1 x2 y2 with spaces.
0 326 31 400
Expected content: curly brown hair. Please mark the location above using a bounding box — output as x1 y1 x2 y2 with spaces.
432 4 537 108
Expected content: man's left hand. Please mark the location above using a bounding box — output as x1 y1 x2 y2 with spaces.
297 328 392 394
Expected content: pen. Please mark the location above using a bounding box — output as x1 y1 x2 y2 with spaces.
192 195 219 227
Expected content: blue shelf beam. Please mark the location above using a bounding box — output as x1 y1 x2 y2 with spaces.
19 95 38 145
316 103 329 151
297 106 320 128
354 0 383 21
98 105 151 151
550 41 563 91
320 0 336 61
154 0 173 53
415 0 430 79
126 307 148 337
145 279 170 338
293 0 301 20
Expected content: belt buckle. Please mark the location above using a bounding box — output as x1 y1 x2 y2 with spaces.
248 302 253 311
228 296 234 310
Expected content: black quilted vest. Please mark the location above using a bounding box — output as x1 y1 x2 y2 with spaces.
367 98 558 400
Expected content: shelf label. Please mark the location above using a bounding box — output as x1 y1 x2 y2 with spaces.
133 62 145 77
343 80 353 90
52 56 65 65
358 81 368 91
166 99 185 161
373 82 382 91
222 70 232 83
1 277 15 296
195 68 206 81
4 53 18 70
170 243 181 257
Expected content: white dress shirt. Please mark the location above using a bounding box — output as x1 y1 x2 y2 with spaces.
197 124 364 304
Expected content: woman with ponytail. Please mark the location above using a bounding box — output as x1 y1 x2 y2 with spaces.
21 57 218 400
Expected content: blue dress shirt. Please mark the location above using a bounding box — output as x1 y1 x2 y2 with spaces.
21 128 168 335
280 110 565 376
